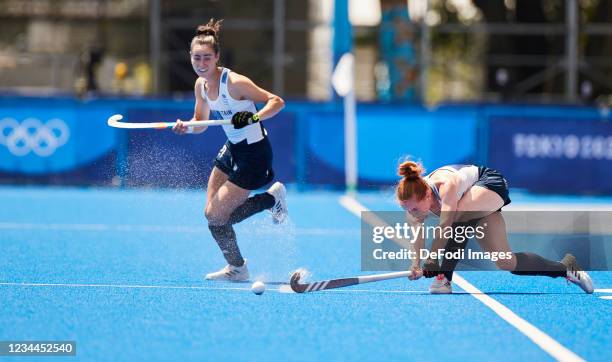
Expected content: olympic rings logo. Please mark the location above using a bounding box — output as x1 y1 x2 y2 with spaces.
0 118 70 157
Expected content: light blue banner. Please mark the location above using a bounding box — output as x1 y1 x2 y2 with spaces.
0 107 115 174
305 108 478 184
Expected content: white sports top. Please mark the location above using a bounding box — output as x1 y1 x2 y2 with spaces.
424 164 480 201
201 67 265 144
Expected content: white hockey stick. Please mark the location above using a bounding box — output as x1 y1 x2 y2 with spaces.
107 114 231 129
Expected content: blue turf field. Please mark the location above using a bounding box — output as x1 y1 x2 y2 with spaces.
0 186 611 361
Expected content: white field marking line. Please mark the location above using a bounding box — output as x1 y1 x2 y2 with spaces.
339 196 412 249
451 274 584 362
594 289 612 293
600 296 612 300
0 282 247 291
338 195 585 362
0 282 428 295
0 222 356 236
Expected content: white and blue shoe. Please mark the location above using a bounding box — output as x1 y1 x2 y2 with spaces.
205 260 249 282
430 274 452 294
561 254 594 294
266 182 288 224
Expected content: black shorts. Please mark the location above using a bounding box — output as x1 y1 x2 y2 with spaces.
475 166 511 207
214 137 274 190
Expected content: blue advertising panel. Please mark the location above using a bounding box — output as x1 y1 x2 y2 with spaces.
0 106 115 175
488 117 612 194
303 109 478 186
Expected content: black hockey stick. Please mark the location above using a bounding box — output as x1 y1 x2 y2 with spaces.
290 270 412 293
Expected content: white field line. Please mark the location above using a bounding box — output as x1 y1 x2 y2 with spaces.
594 289 612 293
0 282 427 295
0 222 356 237
599 296 612 300
0 282 246 291
451 274 584 362
338 194 585 362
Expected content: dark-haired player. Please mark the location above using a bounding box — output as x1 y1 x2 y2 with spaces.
173 19 287 281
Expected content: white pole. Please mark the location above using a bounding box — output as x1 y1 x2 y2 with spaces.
344 84 357 192
332 53 358 193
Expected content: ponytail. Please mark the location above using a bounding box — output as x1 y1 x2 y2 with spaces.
191 18 223 54
396 160 428 202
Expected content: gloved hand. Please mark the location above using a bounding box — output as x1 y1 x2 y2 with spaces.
423 259 440 278
231 111 260 129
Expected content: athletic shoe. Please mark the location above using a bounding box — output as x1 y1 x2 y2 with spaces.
430 274 452 294
560 253 594 294
266 182 288 224
205 260 249 282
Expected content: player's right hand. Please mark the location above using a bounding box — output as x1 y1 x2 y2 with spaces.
172 119 188 135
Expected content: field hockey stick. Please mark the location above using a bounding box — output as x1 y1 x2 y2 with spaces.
290 270 412 293
107 114 231 129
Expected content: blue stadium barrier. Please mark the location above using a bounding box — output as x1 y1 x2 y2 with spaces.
1 95 611 194
488 116 612 194
0 98 116 183
303 106 478 186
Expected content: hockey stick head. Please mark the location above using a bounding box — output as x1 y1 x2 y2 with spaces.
290 271 307 293
107 114 124 126
107 114 170 130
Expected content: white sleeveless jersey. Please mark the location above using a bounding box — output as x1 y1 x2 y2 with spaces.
424 164 479 201
201 68 265 144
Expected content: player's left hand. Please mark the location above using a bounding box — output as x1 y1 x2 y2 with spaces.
172 119 188 135
422 259 440 278
408 265 423 280
231 111 260 129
